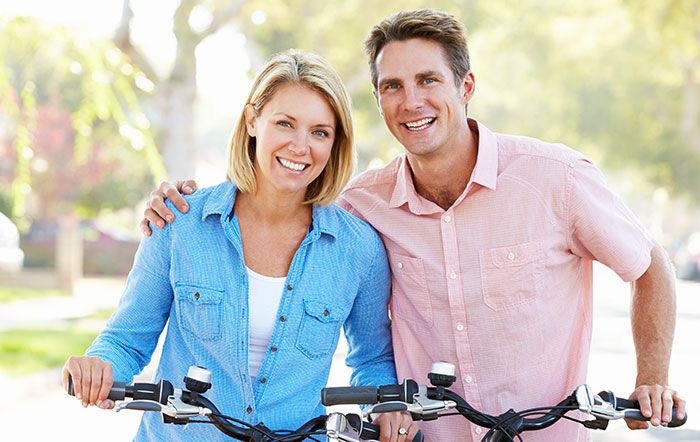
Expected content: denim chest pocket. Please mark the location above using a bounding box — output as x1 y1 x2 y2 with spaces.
478 241 545 311
296 299 345 359
174 284 224 341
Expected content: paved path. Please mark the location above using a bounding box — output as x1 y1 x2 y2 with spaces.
0 267 697 441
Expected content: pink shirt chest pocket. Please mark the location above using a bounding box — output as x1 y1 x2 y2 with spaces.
478 240 545 311
388 252 433 325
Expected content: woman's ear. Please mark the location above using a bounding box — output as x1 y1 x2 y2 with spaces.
244 104 257 137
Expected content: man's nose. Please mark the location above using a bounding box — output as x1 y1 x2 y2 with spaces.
401 85 424 112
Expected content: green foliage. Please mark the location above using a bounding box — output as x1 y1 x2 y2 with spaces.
0 326 99 376
0 17 166 222
0 286 70 303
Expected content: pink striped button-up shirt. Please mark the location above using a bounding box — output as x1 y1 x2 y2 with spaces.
338 119 653 441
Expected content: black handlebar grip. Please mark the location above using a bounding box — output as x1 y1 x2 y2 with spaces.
67 374 127 401
599 392 687 428
322 386 379 406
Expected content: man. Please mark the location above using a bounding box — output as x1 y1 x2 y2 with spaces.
142 9 685 441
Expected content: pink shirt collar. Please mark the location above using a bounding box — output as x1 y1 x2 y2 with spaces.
389 118 499 214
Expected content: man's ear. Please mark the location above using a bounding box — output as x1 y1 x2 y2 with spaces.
461 71 476 105
244 104 257 136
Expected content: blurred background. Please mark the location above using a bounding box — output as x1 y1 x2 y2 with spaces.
0 0 698 440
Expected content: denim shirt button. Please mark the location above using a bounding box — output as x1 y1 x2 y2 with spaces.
270 345 278 352
286 283 293 291
246 406 253 413
193 292 200 300
259 377 267 383
279 315 287 322
323 309 329 317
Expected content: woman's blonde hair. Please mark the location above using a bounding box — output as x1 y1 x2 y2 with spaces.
227 49 355 205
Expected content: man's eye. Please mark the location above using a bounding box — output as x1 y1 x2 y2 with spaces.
424 78 436 84
387 83 400 90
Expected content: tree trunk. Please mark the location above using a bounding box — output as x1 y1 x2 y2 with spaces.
55 213 83 292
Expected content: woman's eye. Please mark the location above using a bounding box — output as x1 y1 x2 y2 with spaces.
277 120 292 128
313 130 329 138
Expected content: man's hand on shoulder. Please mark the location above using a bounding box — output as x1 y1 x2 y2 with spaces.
141 179 198 236
626 384 685 430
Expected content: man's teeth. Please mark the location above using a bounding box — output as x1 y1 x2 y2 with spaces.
279 158 306 171
404 118 434 131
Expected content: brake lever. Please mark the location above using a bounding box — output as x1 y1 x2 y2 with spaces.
326 413 363 442
363 385 456 420
114 388 211 421
116 400 169 413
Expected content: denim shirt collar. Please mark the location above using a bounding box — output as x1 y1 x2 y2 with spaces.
201 181 338 239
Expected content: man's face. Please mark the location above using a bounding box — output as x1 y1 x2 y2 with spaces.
373 38 474 159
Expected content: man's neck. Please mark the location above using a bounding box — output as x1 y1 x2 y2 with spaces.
407 123 479 211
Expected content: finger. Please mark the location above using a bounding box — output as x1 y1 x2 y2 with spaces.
378 415 394 442
661 389 675 423
625 419 649 430
139 218 152 237
649 386 664 426
406 422 420 440
397 414 412 442
180 179 198 195
98 399 115 410
164 185 189 214
635 389 653 420
96 363 114 406
88 361 103 405
148 192 172 226
63 357 81 398
674 394 687 420
144 206 165 229
80 360 92 407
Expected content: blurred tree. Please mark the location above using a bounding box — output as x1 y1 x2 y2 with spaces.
0 17 165 226
114 0 249 180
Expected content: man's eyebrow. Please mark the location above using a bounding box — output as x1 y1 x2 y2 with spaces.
416 70 445 79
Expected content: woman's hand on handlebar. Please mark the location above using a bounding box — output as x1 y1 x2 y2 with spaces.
373 411 420 442
62 356 115 409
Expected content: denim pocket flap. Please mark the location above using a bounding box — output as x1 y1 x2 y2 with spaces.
175 285 224 305
303 299 342 323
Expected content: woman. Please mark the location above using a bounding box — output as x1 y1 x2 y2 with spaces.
63 49 417 441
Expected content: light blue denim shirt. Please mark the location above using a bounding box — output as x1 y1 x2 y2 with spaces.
87 181 396 441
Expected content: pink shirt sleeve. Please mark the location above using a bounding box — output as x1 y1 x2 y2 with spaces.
567 158 654 282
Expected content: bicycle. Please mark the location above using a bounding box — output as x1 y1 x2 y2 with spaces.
67 365 424 442
321 362 688 442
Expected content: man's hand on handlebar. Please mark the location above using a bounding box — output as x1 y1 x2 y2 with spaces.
626 384 686 430
62 356 115 410
374 412 420 442
141 179 198 236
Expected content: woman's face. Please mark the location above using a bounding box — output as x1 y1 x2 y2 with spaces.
245 83 337 200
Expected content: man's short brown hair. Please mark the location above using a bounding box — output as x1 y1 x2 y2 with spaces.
364 9 470 88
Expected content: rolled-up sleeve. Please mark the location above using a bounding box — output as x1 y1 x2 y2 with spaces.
567 158 654 282
86 222 174 382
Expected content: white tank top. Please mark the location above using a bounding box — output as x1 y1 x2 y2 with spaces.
245 266 285 378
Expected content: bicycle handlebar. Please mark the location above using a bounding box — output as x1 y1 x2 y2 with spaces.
66 372 424 442
321 364 688 440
